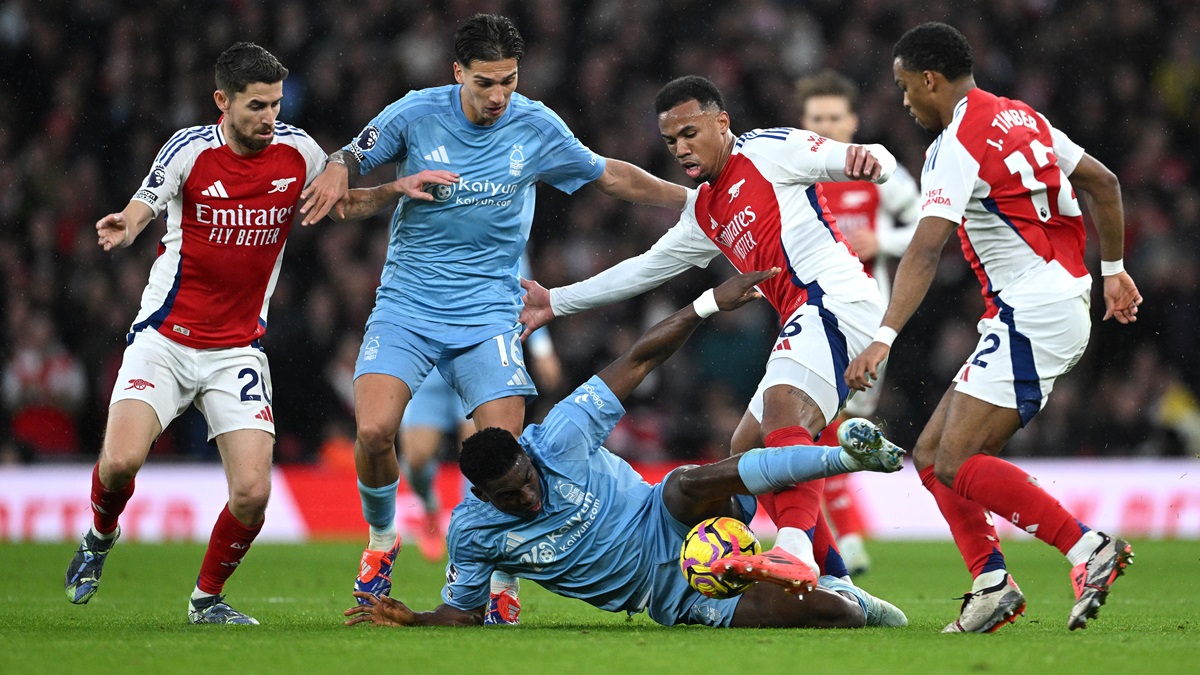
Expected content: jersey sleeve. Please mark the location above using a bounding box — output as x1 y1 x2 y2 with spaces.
344 97 410 174
740 130 895 186
532 106 606 194
132 127 204 216
550 190 718 316
442 540 492 611
521 376 625 464
1041 115 1085 176
293 130 329 188
918 135 980 224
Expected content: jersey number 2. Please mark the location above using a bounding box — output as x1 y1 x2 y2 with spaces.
238 368 272 403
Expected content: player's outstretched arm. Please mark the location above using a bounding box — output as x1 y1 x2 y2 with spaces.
845 215 956 391
592 158 688 209
344 592 484 627
1068 153 1143 324
332 170 461 222
299 150 356 225
822 142 897 184
96 201 156 252
599 268 779 401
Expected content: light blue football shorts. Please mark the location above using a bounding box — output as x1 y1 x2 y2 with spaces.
355 317 537 416
401 366 468 432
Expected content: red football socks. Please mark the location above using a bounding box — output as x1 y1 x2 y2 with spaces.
196 504 264 595
953 454 1084 556
90 463 134 535
763 426 824 531
919 464 1006 577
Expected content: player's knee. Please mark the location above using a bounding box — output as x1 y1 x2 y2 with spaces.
99 452 144 486
356 420 399 456
911 439 936 472
229 481 271 521
671 465 707 501
933 460 961 488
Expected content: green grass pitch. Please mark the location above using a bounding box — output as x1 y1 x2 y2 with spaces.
4 539 1197 673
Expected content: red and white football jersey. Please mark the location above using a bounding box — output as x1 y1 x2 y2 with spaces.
550 130 894 321
655 129 883 320
920 88 1089 318
129 121 326 349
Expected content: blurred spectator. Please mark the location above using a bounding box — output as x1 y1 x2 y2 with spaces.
2 307 87 458
1 0 1196 462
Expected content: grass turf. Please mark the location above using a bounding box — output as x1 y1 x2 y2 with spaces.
3 539 1196 673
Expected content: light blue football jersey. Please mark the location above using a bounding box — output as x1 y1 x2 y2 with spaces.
344 85 605 337
442 375 667 614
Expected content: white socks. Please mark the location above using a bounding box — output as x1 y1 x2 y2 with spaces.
490 570 519 595
773 527 821 579
1066 531 1104 566
368 524 399 551
972 569 1007 592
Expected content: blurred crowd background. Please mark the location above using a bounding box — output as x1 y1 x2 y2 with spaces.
2 0 1198 466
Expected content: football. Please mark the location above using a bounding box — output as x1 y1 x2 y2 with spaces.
679 516 762 599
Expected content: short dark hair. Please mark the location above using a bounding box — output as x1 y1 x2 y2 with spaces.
795 70 859 115
459 427 523 488
654 75 725 115
215 42 288 96
893 22 974 81
454 14 525 68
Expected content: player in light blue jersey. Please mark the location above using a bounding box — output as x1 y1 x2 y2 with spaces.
399 255 563 564
299 14 688 607
345 270 909 629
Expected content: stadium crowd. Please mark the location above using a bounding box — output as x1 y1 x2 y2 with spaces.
2 0 1198 465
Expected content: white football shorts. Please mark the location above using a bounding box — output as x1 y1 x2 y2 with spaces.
749 295 884 425
953 293 1090 426
111 329 275 441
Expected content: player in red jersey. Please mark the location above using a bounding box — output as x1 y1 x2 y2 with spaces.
846 22 1142 632
796 70 921 577
520 75 907 596
62 42 450 625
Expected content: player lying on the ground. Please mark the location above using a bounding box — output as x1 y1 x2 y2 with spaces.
345 269 908 629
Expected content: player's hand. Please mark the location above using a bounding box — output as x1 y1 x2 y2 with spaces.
519 278 555 341
96 213 131 251
712 267 780 312
392 169 460 201
344 592 417 627
845 342 890 391
844 145 883 182
1102 271 1142 324
845 228 878 262
300 162 350 225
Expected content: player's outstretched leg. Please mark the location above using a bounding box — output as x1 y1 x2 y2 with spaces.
710 548 818 596
356 535 402 604
942 573 1026 633
837 418 905 473
1067 533 1133 630
188 594 260 625
819 575 908 627
64 526 121 604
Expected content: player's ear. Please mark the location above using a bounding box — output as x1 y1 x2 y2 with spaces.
453 61 465 85
470 486 490 503
716 110 730 134
214 89 230 114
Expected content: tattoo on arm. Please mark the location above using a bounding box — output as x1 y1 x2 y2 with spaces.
338 184 399 221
